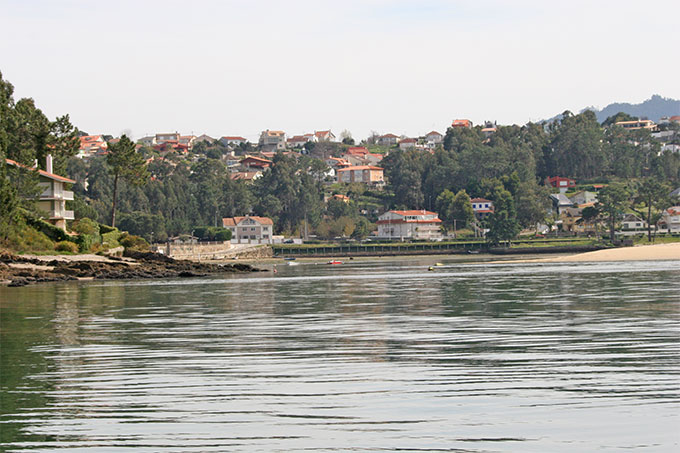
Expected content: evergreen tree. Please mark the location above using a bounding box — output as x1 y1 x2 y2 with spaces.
106 135 149 227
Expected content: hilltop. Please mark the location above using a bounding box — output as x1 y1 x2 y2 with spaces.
586 95 680 123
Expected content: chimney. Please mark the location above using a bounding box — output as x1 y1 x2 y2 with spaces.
46 154 53 174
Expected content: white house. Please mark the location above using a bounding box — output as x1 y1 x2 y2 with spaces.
219 136 247 147
6 154 75 230
621 214 647 231
425 131 443 144
222 215 274 243
259 130 286 150
376 210 442 240
155 132 180 143
398 138 417 150
470 197 494 219
377 133 399 146
658 207 680 233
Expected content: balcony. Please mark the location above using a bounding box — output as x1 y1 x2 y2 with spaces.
40 189 74 201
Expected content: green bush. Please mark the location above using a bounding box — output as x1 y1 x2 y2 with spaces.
26 217 71 242
73 218 100 236
214 229 232 241
101 230 122 248
99 223 118 234
119 233 150 251
5 222 55 252
55 240 79 253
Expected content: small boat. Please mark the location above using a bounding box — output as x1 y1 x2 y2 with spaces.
327 260 343 265
466 250 480 254
434 262 444 266
287 261 299 266
284 257 296 261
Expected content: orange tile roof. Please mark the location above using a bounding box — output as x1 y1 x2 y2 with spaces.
337 165 383 171
222 216 274 226
5 158 76 184
391 210 438 216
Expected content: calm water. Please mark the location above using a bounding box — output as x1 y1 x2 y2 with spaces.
1 257 679 452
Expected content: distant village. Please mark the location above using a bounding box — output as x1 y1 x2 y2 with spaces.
52 115 680 245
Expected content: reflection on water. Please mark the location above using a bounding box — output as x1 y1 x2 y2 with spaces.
1 259 679 452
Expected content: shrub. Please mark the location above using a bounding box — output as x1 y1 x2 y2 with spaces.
119 233 150 252
101 230 122 248
99 223 118 234
26 217 70 242
214 229 232 241
55 240 79 253
73 218 100 236
5 223 54 252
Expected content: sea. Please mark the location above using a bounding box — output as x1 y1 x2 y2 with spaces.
1 256 679 452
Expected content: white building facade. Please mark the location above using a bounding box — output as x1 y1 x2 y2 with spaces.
376 210 442 240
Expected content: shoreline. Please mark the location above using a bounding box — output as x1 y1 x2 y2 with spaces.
0 251 263 287
500 242 680 264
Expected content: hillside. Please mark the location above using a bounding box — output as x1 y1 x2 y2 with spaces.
586 95 680 123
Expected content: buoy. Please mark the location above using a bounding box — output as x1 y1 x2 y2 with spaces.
428 266 434 271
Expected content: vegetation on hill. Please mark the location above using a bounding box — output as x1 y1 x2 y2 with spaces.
2 70 679 252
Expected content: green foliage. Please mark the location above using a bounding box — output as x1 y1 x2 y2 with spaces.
192 226 232 241
73 217 99 235
25 217 71 243
55 240 79 253
2 219 54 252
597 183 630 242
119 233 150 251
106 134 149 227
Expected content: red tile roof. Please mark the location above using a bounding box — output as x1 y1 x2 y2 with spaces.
337 165 383 172
222 216 274 226
470 198 492 203
391 210 438 216
5 158 76 184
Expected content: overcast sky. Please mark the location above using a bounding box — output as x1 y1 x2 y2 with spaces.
1 0 678 141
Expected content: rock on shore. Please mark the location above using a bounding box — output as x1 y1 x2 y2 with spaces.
0 251 263 287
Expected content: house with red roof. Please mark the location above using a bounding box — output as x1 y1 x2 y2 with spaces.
240 155 273 170
398 138 417 150
470 198 494 220
259 130 286 151
286 135 310 148
451 119 472 128
658 206 680 233
222 215 274 243
78 135 108 158
314 130 336 142
377 210 442 240
219 136 247 147
425 131 443 145
6 155 75 230
377 133 399 146
545 176 576 193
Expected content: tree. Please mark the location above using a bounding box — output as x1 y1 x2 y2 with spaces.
596 183 629 242
436 189 473 235
340 130 354 145
580 205 601 239
106 135 149 227
486 186 520 245
633 178 669 242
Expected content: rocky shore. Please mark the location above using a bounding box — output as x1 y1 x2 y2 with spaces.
0 251 263 287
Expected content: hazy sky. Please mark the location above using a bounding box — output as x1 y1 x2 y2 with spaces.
1 0 678 142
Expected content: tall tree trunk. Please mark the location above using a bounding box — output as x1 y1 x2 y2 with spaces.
647 203 652 243
110 172 119 228
609 215 615 242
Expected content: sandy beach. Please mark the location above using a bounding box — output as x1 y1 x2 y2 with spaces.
514 242 680 263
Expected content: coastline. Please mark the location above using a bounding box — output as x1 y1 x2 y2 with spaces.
0 251 262 287
502 242 680 264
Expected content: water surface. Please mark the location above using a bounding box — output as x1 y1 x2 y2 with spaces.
1 258 679 452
